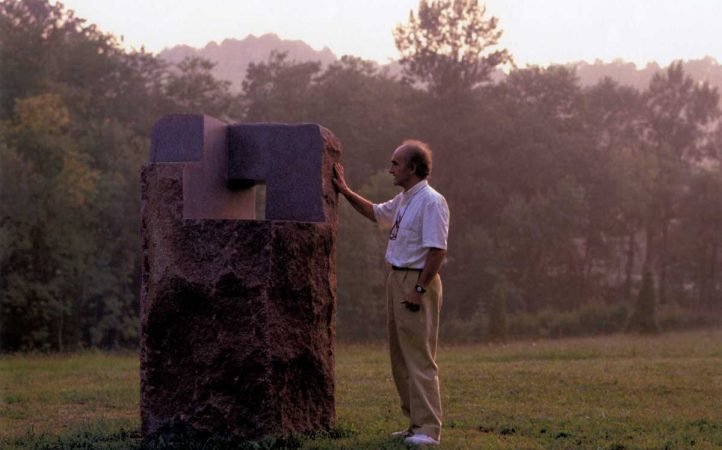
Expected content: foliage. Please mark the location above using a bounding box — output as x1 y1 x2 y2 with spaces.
393 0 512 96
507 302 630 339
0 0 119 118
1 94 97 350
242 51 322 122
163 56 241 121
0 0 233 351
1 0 722 349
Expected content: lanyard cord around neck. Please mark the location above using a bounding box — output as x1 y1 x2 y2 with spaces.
389 191 421 240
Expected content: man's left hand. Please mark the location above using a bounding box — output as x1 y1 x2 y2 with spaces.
402 290 423 312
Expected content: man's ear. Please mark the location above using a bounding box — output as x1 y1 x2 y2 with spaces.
409 163 417 175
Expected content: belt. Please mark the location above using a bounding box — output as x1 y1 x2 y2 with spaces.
391 266 422 272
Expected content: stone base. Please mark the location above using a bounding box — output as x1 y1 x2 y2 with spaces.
140 164 336 440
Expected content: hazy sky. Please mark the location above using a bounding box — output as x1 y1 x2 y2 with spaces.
57 0 722 67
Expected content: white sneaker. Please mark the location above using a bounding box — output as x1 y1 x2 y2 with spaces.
404 433 440 446
391 430 412 439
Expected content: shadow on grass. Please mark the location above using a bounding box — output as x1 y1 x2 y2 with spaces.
1 427 139 450
1 425 380 450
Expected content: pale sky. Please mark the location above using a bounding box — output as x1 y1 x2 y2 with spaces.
57 0 722 67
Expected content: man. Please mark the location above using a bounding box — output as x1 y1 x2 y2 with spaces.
333 140 449 446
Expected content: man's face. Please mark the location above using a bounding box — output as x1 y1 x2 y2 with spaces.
390 146 415 188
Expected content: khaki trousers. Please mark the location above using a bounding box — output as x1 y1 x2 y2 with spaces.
386 269 443 440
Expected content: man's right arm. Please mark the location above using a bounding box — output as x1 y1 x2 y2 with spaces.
333 163 376 222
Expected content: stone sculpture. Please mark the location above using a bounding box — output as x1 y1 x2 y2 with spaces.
140 114 341 440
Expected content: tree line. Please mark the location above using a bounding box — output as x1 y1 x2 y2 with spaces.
1 0 721 350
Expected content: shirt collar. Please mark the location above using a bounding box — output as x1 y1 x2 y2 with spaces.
403 179 429 198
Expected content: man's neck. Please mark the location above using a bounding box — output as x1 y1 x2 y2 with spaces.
402 177 424 192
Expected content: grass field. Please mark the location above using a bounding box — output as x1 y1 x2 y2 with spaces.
1 330 721 449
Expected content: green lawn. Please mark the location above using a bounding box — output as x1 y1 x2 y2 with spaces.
1 330 721 449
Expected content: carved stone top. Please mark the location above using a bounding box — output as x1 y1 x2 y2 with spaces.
150 114 341 222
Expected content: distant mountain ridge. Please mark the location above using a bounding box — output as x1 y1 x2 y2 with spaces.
571 57 722 93
159 33 338 91
160 34 722 95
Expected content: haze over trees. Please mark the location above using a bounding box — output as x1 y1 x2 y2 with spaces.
1 0 721 350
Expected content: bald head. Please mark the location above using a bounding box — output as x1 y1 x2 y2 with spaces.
397 140 432 179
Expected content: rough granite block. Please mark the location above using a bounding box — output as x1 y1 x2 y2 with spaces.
140 116 342 441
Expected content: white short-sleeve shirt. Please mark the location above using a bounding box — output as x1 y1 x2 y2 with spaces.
373 180 450 269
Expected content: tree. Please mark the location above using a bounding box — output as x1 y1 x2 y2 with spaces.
627 271 659 333
394 0 512 97
0 0 163 350
0 94 99 350
241 51 321 122
641 63 720 302
644 62 719 164
581 78 646 300
673 169 722 309
310 56 419 183
0 0 126 119
496 178 589 311
164 56 240 121
487 279 508 342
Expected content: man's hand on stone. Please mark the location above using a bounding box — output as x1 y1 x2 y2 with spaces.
332 162 377 222
332 163 350 194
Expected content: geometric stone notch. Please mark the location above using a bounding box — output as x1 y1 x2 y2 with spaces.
151 114 254 220
228 123 325 222
140 114 342 441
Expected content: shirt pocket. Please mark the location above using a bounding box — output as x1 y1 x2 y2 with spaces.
398 222 421 247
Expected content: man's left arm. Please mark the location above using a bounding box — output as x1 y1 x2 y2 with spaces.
403 248 446 308
402 196 449 308
418 248 446 289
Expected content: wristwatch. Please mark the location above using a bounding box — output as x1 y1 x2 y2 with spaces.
415 284 426 294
